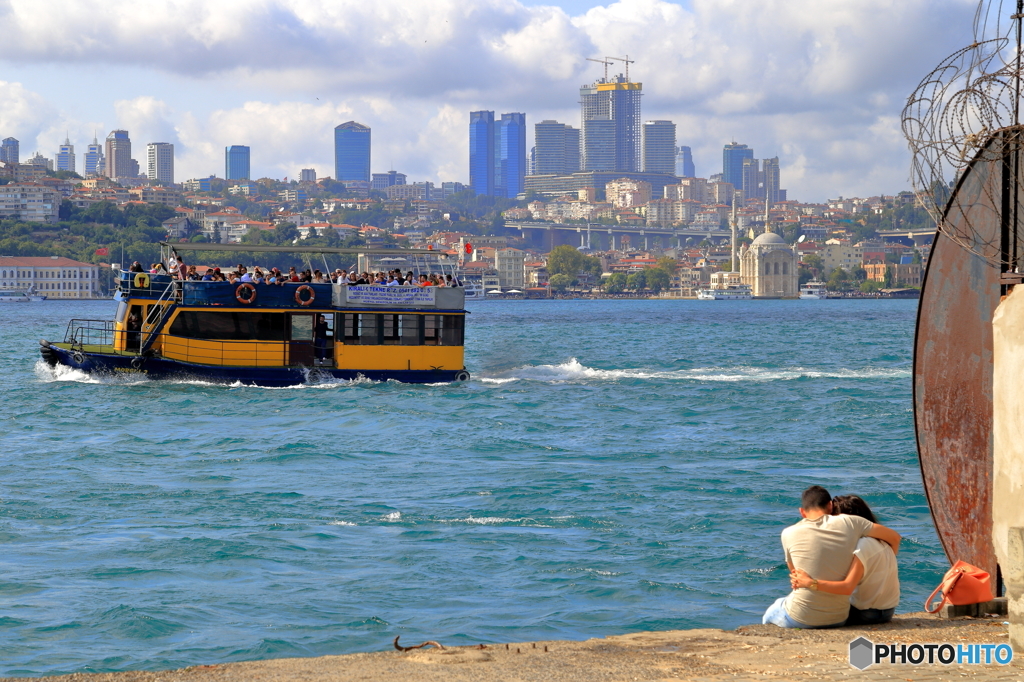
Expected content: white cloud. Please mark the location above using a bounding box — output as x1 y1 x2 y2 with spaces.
0 0 984 200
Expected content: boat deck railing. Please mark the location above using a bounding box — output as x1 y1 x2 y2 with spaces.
65 319 115 349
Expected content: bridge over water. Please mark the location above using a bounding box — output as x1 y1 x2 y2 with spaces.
505 221 733 251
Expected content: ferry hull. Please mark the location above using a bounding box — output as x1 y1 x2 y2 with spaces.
42 345 468 386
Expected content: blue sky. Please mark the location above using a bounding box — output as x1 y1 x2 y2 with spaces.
0 0 977 201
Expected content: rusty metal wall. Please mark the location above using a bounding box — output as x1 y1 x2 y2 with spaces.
914 137 1004 578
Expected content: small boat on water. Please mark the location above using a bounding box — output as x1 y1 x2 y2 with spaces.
696 283 753 300
0 285 47 302
799 280 831 299
39 243 470 386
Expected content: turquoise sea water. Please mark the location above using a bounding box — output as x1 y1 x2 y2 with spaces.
1 298 943 676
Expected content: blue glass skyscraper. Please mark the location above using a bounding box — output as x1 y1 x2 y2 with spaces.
722 142 752 189
469 111 494 196
225 145 250 180
334 122 370 181
676 145 695 178
469 111 526 197
498 113 526 198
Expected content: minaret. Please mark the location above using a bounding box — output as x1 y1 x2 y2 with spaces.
730 196 738 272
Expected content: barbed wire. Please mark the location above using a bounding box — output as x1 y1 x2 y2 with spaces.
902 0 1023 268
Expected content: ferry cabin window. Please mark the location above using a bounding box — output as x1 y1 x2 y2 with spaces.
169 311 288 341
338 313 463 346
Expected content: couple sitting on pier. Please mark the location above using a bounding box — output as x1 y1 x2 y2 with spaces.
763 485 901 629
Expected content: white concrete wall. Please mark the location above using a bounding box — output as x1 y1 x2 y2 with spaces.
991 284 1024 650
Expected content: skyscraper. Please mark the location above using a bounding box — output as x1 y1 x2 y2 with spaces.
497 113 526 198
334 122 370 182
1 137 20 165
468 111 526 197
534 120 580 175
763 156 781 204
84 136 104 176
675 146 695 178
56 136 75 173
469 110 495 196
722 142 753 189
104 130 132 179
580 73 642 172
225 145 250 180
741 157 762 200
642 120 676 174
147 142 174 183
371 170 406 191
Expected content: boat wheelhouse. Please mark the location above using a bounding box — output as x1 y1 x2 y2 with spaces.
39 243 470 386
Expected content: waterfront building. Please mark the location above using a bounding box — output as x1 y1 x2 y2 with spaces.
0 255 102 297
722 142 753 190
642 121 676 175
534 120 580 175
469 111 526 197
676 145 695 177
334 122 371 182
56 137 75 173
494 247 527 290
739 231 799 298
0 183 60 223
147 142 174 184
84 136 104 176
225 145 250 181
299 168 317 183
1 137 19 165
371 170 407 191
104 130 132 180
580 73 642 173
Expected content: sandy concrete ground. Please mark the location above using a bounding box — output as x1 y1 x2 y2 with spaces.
4 612 1019 682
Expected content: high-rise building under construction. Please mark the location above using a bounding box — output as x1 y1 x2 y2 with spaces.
579 73 642 173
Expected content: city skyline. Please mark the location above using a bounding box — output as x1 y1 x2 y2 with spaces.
0 1 977 201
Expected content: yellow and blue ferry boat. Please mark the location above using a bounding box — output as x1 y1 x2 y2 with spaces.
39 243 470 386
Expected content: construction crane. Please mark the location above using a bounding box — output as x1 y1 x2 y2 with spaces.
608 55 635 81
586 57 613 81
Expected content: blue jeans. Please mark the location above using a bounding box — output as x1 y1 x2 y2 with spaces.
762 597 846 629
846 606 895 626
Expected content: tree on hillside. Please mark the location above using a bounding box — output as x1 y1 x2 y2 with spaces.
644 266 670 293
548 273 572 292
626 271 647 291
604 273 626 293
547 244 586 278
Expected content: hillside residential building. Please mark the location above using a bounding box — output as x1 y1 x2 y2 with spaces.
0 182 60 222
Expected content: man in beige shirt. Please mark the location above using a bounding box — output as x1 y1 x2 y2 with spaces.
763 485 901 628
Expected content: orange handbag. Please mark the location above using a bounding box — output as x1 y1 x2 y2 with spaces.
924 560 994 613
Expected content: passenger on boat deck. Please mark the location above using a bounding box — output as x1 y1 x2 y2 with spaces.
178 259 188 281
239 267 253 283
418 274 431 287
313 269 325 283
129 261 144 273
287 266 299 282
253 268 265 284
187 266 200 281
314 314 328 364
149 263 161 274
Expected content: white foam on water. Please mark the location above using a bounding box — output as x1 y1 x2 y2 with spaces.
327 520 357 527
477 358 911 384
382 511 402 522
34 360 148 385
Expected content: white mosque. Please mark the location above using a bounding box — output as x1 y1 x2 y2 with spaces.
739 231 799 298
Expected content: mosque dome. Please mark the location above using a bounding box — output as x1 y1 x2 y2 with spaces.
751 231 786 247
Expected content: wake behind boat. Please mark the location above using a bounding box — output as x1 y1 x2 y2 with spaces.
39 243 470 386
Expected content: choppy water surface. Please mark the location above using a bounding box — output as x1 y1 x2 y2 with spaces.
1 299 942 675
